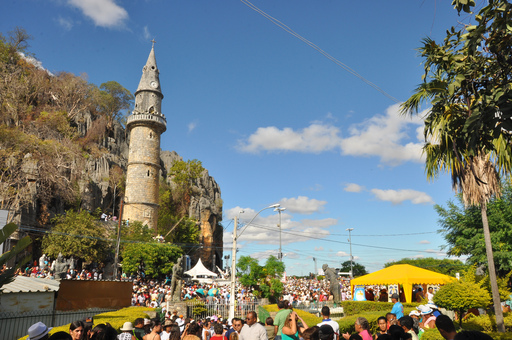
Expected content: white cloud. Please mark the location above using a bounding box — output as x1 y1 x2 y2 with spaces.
223 206 336 246
412 254 425 259
57 17 73 30
143 26 151 40
344 183 365 193
314 246 324 251
67 0 128 28
279 196 327 214
188 122 197 133
236 103 425 166
340 103 424 165
237 124 342 154
419 240 430 244
370 189 434 205
336 251 349 257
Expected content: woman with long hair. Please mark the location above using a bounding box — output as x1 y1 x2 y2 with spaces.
69 320 85 340
143 319 162 340
282 311 308 340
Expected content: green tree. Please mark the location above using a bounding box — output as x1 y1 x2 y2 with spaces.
237 255 285 302
42 210 109 263
120 220 154 245
384 258 467 277
433 268 490 328
121 242 182 278
0 223 31 290
158 186 200 246
435 184 512 276
166 159 205 216
99 81 134 131
339 261 368 277
400 1 512 332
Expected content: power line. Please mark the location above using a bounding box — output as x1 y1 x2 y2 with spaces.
240 0 400 103
245 222 443 254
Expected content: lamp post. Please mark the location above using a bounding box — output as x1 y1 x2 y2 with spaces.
346 228 354 278
229 203 280 320
274 207 286 261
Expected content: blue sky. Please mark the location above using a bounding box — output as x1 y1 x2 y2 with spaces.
2 1 476 275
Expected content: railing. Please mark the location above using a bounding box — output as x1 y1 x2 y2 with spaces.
0 308 116 340
184 300 259 320
289 301 344 317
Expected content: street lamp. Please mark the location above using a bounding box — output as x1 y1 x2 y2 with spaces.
229 203 280 320
274 207 286 261
346 228 354 278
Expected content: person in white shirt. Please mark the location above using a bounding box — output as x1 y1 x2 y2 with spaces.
240 311 268 340
317 306 339 340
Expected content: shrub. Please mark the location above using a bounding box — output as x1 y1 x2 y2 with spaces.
339 301 419 316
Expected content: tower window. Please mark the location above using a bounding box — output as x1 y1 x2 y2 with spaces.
149 106 155 113
149 132 153 139
147 170 150 177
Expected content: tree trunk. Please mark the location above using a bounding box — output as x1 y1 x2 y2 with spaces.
481 202 505 332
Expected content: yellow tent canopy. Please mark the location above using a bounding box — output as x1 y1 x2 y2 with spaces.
350 264 456 303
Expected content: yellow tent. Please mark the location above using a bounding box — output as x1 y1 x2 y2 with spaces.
350 264 456 303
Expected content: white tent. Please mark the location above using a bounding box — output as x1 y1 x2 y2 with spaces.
184 258 218 280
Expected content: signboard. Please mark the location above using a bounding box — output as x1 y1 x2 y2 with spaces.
353 285 366 301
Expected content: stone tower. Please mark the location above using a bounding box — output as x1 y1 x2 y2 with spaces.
123 44 166 230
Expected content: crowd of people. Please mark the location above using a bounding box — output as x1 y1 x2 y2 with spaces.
25 301 492 340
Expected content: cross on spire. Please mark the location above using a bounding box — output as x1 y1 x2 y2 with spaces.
151 39 156 48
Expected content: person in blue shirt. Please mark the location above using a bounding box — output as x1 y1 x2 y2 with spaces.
390 293 404 319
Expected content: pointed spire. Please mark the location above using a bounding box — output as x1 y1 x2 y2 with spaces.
135 43 163 97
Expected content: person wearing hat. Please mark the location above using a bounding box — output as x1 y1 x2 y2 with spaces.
390 293 404 319
418 305 436 329
161 319 173 340
119 322 136 340
27 321 52 340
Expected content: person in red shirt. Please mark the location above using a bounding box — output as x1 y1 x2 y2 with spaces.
210 324 228 340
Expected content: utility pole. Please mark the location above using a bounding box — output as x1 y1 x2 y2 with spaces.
274 207 286 261
114 199 124 280
346 228 354 278
229 216 238 320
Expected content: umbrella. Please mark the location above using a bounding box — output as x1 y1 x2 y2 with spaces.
208 288 219 296
196 288 205 296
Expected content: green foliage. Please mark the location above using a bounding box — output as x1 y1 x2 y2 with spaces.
384 257 467 277
121 220 154 244
121 242 182 278
434 269 491 326
339 261 368 277
99 81 134 130
169 159 205 187
42 210 109 262
0 223 31 290
339 300 418 317
262 305 321 327
158 185 200 246
237 255 285 301
436 183 512 275
462 313 512 333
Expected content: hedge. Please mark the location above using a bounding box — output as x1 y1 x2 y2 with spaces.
18 306 153 340
339 301 419 316
262 304 322 328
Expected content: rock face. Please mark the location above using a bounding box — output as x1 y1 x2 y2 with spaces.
160 151 223 270
12 111 223 270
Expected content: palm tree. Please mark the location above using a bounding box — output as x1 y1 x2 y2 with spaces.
400 43 510 331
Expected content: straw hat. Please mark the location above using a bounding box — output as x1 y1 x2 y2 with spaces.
120 322 135 331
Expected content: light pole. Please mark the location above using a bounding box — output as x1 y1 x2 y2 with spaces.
229 203 280 320
346 228 354 278
274 207 286 261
